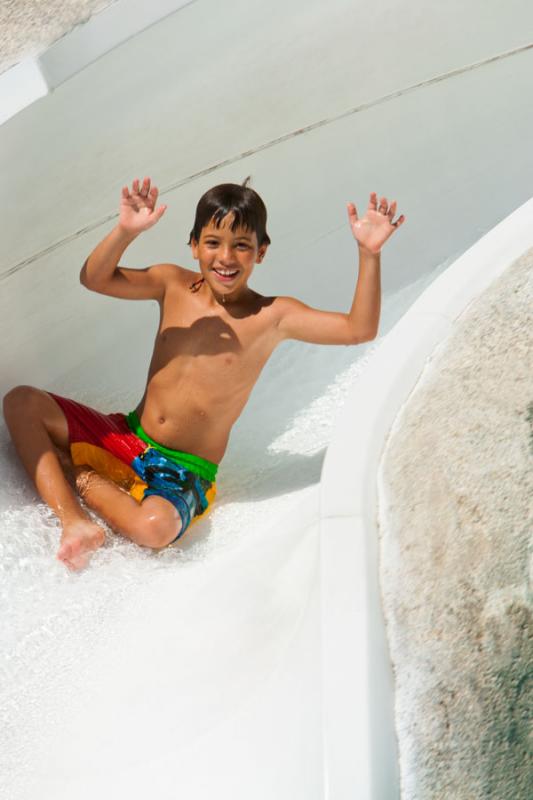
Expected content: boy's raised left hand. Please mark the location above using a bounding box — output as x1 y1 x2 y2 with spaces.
347 192 405 254
119 177 167 236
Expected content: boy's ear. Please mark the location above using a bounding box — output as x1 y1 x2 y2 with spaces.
256 244 268 264
190 238 199 259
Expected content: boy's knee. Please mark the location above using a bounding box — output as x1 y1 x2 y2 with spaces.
3 385 38 419
137 502 182 549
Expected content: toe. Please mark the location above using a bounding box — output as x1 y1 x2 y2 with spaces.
57 541 72 561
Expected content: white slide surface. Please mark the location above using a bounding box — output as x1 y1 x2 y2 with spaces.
1 2 533 798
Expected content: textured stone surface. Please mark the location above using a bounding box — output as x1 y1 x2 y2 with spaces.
0 0 114 75
379 250 533 799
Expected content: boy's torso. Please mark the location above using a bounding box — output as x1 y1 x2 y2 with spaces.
134 266 281 463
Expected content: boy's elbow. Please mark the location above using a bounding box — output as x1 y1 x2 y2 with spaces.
79 260 89 287
79 260 101 292
347 329 377 345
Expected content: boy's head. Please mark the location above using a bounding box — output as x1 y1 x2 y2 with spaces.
188 178 271 248
188 179 270 300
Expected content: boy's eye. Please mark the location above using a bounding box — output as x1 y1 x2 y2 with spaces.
204 241 249 249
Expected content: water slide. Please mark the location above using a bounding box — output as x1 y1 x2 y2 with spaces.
2 2 533 797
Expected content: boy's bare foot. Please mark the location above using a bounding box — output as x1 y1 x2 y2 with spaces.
57 518 106 571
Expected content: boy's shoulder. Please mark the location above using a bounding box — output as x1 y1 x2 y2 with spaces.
154 262 200 289
154 262 195 279
248 294 307 336
247 293 302 319
269 294 305 318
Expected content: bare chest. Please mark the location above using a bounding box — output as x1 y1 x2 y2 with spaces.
151 292 278 388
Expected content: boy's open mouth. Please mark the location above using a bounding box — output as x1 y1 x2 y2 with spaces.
212 268 239 283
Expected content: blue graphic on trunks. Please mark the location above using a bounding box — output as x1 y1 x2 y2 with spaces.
131 447 213 542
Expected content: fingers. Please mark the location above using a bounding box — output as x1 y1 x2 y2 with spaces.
130 177 156 198
368 192 393 215
387 200 405 227
123 177 162 213
139 177 150 198
346 201 358 221
378 195 388 213
120 177 166 229
369 192 405 227
392 214 406 228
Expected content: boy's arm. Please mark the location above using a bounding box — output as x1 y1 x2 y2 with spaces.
276 193 405 345
276 248 381 344
80 177 177 301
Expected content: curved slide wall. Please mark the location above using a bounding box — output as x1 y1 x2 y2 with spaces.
2 2 533 798
320 197 533 798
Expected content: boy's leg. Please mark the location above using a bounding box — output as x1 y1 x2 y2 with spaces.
73 466 182 548
2 385 106 570
2 386 182 568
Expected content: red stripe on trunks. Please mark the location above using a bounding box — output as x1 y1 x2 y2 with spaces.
47 392 146 467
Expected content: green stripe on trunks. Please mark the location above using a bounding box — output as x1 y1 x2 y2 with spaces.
126 410 218 482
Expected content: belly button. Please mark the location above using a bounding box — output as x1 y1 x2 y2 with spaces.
158 416 165 424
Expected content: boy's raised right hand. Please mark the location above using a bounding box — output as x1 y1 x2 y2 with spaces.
119 177 167 236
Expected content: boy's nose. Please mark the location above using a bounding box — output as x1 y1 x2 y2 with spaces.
218 247 233 264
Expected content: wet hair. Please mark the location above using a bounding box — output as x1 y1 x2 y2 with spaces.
188 177 271 248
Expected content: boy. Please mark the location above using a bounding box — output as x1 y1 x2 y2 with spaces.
3 177 404 570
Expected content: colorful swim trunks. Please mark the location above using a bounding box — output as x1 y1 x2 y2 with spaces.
47 392 217 544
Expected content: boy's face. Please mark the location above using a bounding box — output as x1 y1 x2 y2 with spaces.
190 214 268 299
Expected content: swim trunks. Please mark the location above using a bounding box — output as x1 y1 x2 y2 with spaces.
47 392 217 544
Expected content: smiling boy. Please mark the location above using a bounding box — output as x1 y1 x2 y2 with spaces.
2 177 404 570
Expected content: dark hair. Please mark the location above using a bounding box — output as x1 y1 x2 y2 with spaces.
188 177 271 247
